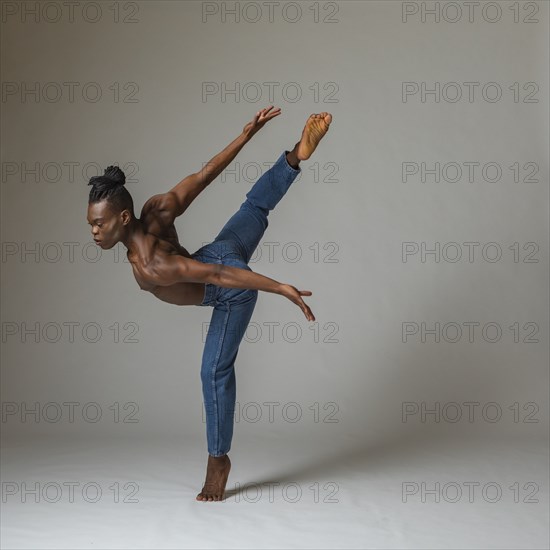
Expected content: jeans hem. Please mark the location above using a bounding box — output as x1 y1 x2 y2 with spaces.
208 451 229 457
282 150 301 174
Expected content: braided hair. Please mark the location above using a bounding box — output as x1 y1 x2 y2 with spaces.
88 165 134 214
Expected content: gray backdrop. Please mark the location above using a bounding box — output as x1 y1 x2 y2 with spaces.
1 0 548 448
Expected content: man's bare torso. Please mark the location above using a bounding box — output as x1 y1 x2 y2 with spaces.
127 196 206 306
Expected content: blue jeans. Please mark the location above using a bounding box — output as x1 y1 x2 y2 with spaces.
190 150 301 456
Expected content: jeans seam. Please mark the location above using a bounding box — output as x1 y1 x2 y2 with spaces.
209 303 231 455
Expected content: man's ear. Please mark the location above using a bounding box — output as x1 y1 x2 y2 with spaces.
121 209 133 225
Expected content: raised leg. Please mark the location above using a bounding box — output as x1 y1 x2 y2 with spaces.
212 111 332 264
212 150 301 264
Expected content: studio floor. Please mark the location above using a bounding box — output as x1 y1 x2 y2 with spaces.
1 432 548 549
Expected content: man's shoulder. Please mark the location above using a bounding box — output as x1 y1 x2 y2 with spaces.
140 193 179 234
140 192 177 217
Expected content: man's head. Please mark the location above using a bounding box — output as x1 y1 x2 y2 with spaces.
87 165 135 249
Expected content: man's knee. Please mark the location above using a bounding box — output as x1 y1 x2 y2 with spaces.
244 196 270 218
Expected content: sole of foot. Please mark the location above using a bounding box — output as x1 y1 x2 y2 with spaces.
296 112 332 161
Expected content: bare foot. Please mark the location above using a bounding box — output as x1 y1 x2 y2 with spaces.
295 112 332 161
196 454 231 502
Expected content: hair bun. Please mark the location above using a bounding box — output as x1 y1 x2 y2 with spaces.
103 165 126 186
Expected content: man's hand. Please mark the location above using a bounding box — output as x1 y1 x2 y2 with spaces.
279 284 315 322
242 105 281 139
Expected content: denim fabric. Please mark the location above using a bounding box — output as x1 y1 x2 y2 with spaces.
190 150 301 456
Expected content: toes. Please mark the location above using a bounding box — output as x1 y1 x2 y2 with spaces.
197 493 223 501
197 492 217 502
197 491 217 501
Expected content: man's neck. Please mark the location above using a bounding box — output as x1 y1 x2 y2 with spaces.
122 217 147 256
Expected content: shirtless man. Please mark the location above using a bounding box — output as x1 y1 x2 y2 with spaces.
86 107 332 501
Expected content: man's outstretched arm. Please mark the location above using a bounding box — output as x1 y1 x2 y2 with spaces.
165 106 282 218
148 254 315 321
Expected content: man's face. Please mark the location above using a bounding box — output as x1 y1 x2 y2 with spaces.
86 200 127 249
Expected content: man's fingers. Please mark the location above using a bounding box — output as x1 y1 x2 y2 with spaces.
262 106 280 118
251 106 279 127
298 298 315 322
261 111 279 121
255 107 280 125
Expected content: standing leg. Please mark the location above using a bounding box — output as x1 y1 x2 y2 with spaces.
196 283 258 501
